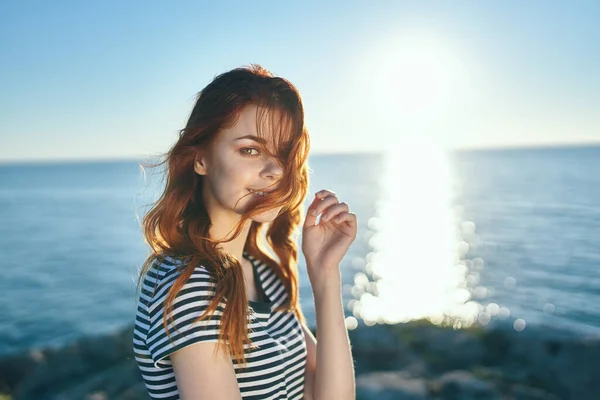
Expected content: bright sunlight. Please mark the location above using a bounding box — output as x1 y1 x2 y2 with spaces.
349 137 480 327
357 28 475 148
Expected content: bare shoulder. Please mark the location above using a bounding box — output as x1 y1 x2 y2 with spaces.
170 341 242 400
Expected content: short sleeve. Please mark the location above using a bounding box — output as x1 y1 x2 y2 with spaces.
144 267 227 369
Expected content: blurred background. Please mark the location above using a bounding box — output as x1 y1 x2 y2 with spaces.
1 0 599 359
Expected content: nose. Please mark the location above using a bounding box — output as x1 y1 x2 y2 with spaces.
260 157 284 180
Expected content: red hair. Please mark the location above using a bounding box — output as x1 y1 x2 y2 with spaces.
135 64 310 367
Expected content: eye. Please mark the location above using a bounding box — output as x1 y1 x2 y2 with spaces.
240 147 261 156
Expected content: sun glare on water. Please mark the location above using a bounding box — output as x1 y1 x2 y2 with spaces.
347 138 480 328
341 30 484 328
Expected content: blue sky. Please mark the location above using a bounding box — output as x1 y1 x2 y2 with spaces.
1 1 599 162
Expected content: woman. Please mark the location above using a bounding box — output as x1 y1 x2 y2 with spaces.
133 64 357 399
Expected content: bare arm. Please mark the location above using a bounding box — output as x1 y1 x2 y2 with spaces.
302 189 358 399
310 270 355 400
170 342 243 400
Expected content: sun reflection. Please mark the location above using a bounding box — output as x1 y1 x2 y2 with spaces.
350 138 481 327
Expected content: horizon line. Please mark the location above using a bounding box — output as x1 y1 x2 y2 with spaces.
2 141 600 166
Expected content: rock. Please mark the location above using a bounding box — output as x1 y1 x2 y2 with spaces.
362 321 600 399
428 370 500 400
509 384 561 400
356 371 428 400
51 360 140 400
477 328 600 399
396 323 485 372
349 323 429 376
0 326 143 400
2 320 600 400
112 381 148 400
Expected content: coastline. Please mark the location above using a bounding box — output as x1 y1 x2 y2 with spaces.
1 320 599 399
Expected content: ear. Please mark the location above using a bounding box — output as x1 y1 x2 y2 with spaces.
194 153 208 176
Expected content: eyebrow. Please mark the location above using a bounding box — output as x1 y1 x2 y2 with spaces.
234 135 267 144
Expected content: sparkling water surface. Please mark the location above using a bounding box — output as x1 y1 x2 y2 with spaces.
1 146 599 356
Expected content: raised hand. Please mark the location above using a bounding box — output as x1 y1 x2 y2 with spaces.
302 190 358 286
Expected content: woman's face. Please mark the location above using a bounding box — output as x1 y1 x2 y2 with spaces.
194 104 286 223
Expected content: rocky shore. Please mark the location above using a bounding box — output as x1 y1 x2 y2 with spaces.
0 320 598 400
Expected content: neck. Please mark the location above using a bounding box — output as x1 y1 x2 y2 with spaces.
208 211 252 265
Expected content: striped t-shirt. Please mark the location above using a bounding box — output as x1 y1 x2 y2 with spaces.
132 252 307 400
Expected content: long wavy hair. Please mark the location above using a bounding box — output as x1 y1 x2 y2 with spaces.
135 64 310 367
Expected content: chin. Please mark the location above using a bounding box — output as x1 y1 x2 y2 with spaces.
249 208 283 224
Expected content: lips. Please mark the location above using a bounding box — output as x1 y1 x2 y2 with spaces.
247 188 273 197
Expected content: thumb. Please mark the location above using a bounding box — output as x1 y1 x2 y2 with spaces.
303 193 321 228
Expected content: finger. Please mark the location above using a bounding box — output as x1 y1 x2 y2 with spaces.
332 212 357 227
304 194 322 226
320 202 350 222
309 195 339 218
315 189 336 200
